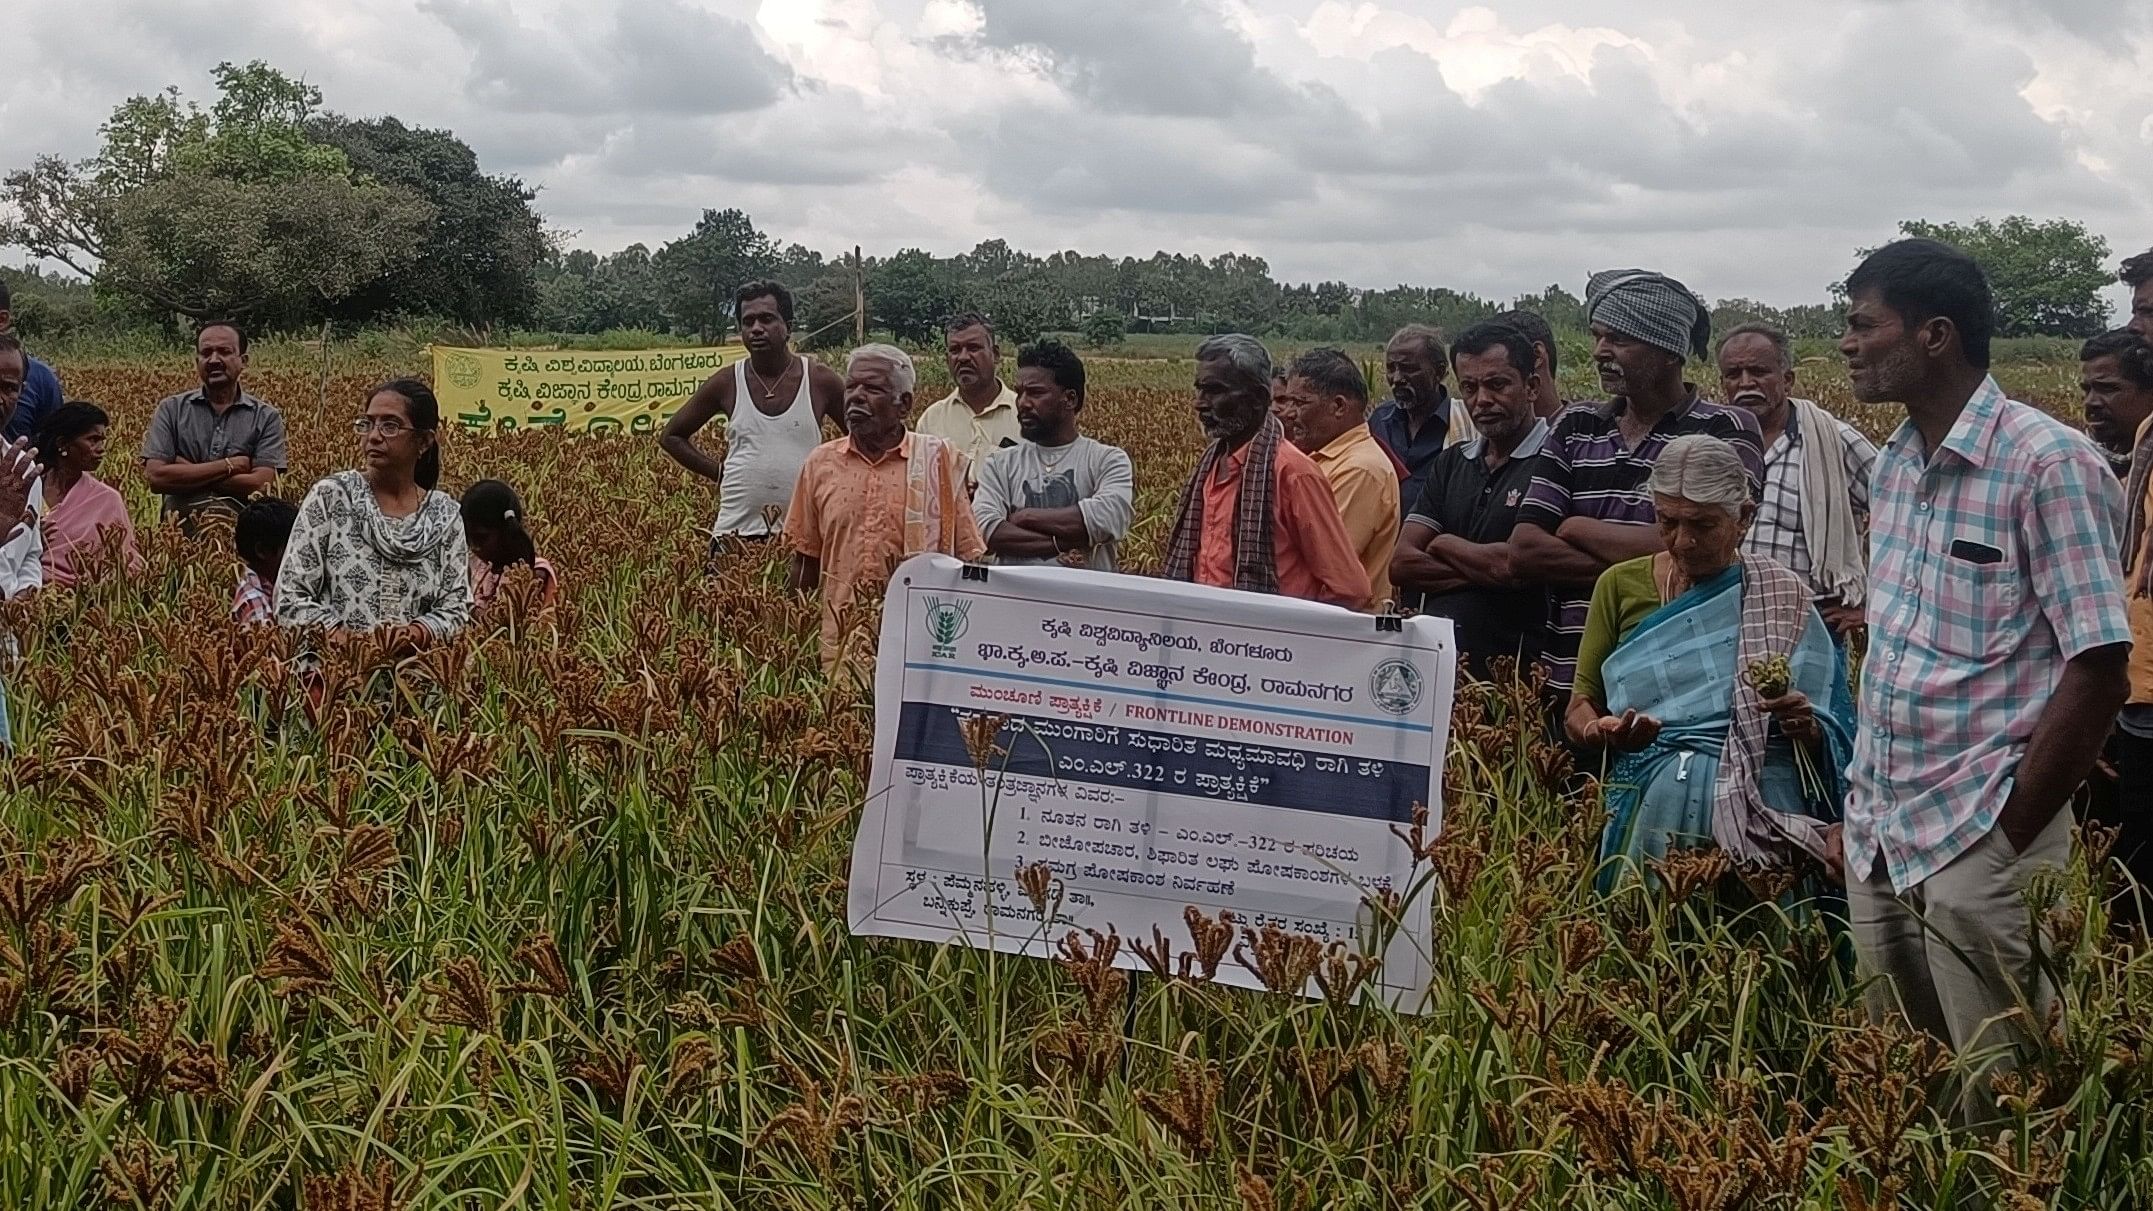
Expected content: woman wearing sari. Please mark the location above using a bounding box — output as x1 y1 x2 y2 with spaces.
36 402 140 588
1565 435 1855 894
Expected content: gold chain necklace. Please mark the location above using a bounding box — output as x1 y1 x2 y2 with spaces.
746 357 788 401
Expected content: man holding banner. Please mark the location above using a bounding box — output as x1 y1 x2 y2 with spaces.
661 281 845 546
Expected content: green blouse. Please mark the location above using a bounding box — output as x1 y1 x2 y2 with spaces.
1573 555 1667 706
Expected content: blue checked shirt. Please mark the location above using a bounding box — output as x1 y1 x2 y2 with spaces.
1847 377 2130 892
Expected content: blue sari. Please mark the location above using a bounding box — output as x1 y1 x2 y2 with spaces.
1593 564 1854 892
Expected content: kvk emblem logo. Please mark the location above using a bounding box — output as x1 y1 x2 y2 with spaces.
923 596 973 658
1370 658 1424 716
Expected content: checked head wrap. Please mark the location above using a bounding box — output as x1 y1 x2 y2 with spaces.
1586 269 1711 361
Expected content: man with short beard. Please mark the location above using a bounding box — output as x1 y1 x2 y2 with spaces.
1161 335 1369 610
973 339 1133 571
1274 348 1398 609
1370 325 1476 517
1842 238 2127 1124
1716 323 1875 637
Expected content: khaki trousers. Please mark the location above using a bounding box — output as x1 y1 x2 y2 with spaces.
1846 807 2072 1125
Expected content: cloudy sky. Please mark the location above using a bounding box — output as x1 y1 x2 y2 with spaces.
5 0 2151 308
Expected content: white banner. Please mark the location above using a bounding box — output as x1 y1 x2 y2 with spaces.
846 555 1455 1011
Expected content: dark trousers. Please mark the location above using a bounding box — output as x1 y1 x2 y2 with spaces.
2085 731 2153 927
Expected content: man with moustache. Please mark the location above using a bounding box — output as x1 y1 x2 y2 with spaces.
1274 348 1399 608
785 344 983 677
663 280 846 549
2082 329 2153 480
1390 321 1550 678
1842 239 2127 1122
2082 328 2153 922
1370 325 1477 517
141 321 289 529
1717 323 1876 637
1508 270 1763 700
917 311 1020 486
1162 334 1369 610
973 339 1134 572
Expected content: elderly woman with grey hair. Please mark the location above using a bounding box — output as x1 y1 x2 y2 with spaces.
1565 434 1856 896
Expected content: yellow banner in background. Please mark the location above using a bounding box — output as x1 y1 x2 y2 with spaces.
430 345 746 435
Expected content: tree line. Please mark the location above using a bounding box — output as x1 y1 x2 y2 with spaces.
1 61 2127 349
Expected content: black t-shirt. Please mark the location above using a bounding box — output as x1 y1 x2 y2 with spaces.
1403 434 1547 678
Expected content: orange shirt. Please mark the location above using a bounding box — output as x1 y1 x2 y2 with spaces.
1196 439 1372 610
785 430 986 670
1307 424 1400 611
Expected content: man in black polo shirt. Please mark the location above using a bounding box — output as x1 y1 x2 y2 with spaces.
1389 320 1549 679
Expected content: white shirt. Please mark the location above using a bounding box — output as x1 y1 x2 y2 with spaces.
0 481 46 599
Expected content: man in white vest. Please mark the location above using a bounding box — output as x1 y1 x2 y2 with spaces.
660 280 846 553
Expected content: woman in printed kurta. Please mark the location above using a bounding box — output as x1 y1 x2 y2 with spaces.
275 379 471 648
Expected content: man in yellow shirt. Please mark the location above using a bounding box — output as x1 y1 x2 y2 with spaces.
1274 348 1400 610
914 311 1019 485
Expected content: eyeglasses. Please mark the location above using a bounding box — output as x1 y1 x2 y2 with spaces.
351 418 411 436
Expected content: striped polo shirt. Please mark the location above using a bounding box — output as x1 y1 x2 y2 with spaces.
1515 392 1764 693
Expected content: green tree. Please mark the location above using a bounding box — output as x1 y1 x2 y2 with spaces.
1879 216 2113 338
1081 308 1126 349
1 60 430 324
869 249 963 346
978 272 1065 347
652 208 777 340
312 115 547 330
794 266 861 351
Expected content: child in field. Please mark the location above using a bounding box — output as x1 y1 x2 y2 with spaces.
463 480 558 608
232 497 298 625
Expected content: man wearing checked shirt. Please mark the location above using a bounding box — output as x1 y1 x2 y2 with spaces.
1840 239 2130 1124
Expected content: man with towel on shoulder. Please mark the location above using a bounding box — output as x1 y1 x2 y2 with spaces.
1716 322 1877 640
1162 334 1371 611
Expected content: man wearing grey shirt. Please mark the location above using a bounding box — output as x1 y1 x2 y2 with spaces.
973 339 1134 571
141 322 288 526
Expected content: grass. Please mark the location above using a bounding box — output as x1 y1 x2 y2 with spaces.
0 351 2143 1208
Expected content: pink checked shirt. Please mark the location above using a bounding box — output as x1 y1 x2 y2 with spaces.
1847 377 2130 892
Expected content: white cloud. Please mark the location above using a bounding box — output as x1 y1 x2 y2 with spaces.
2 0 2149 308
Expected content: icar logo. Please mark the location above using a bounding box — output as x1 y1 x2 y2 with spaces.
923 596 973 659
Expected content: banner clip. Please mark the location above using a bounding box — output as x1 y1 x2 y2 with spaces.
961 564 991 583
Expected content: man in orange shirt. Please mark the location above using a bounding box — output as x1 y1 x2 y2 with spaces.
1274 347 1399 610
786 344 985 677
1161 334 1370 610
